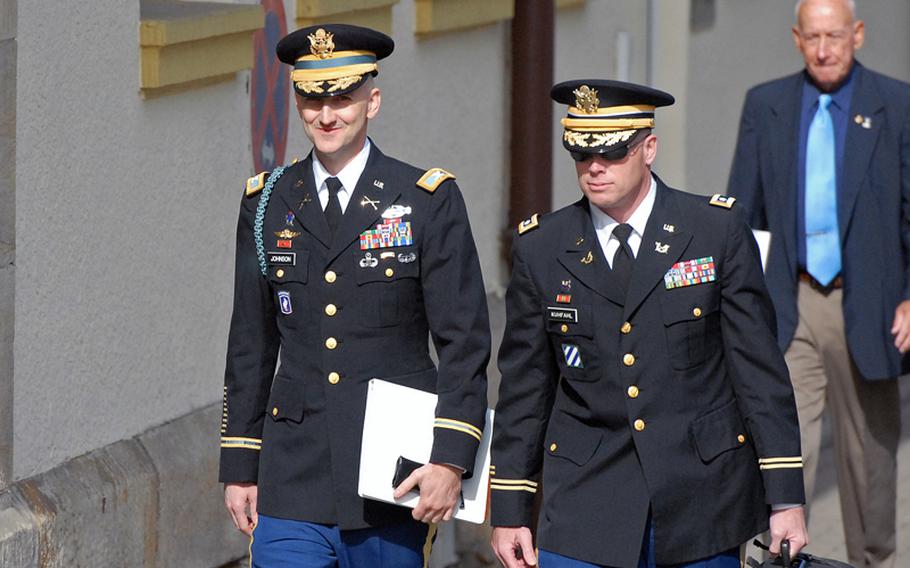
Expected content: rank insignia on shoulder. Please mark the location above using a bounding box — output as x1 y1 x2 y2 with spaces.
416 168 455 193
518 213 540 235
709 194 736 209
246 172 268 197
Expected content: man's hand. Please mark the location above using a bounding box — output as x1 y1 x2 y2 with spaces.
769 506 808 558
392 463 462 523
891 300 910 353
224 482 258 536
491 526 537 568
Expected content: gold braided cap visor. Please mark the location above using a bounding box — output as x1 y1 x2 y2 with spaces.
291 50 378 82
562 103 655 132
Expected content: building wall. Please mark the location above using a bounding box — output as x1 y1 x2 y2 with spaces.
686 0 910 196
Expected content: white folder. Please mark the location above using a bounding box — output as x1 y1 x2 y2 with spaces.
357 378 494 524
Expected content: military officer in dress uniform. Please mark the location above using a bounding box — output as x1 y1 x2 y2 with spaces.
219 24 491 567
489 80 808 568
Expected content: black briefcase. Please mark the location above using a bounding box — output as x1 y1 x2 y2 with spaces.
746 539 856 568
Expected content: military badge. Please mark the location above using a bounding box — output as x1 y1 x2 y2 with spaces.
556 294 572 304
398 252 417 263
275 228 301 239
277 240 293 249
664 256 717 289
382 205 412 219
359 220 413 250
562 344 584 368
654 241 670 254
360 196 380 211
359 252 379 268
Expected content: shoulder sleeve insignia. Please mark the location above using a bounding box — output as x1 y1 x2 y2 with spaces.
416 168 455 193
709 194 736 209
245 172 268 197
518 213 540 235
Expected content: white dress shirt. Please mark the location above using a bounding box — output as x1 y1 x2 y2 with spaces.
312 138 372 213
589 176 657 267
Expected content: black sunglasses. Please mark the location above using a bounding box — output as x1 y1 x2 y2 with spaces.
570 135 647 163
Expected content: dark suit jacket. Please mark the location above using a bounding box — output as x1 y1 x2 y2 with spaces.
490 178 804 567
218 144 491 529
727 62 910 380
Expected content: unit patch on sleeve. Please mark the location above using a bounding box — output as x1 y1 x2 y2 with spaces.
416 168 455 193
664 256 717 289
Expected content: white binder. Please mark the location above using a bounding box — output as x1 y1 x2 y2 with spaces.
357 378 494 524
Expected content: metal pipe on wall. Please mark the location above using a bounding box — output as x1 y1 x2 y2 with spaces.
504 0 554 264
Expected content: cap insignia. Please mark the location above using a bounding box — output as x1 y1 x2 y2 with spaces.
308 28 335 59
573 85 599 114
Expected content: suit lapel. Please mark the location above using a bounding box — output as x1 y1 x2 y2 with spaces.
622 182 691 320
325 145 401 266
275 156 333 249
556 201 626 307
768 73 803 271
840 64 883 241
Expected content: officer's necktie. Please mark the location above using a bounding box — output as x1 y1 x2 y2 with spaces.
611 223 634 299
805 93 841 286
324 177 344 238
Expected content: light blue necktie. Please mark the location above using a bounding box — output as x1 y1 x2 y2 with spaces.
805 93 841 285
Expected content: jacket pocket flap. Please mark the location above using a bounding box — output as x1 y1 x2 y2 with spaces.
267 376 305 423
691 400 747 463
661 287 719 325
267 250 309 284
545 413 602 466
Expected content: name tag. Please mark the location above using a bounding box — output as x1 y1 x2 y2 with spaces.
267 251 296 266
547 307 578 323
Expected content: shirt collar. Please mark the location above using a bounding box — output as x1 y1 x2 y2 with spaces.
589 176 657 239
312 138 372 193
802 63 855 112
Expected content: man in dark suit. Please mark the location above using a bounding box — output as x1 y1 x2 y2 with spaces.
218 24 491 567
727 2 910 566
490 80 807 568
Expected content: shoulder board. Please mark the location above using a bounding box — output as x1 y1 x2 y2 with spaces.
416 168 455 193
709 194 736 209
517 213 540 235
245 172 268 197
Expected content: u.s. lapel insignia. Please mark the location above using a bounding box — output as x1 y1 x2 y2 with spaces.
663 224 675 233
360 196 380 211
560 279 572 292
581 251 594 264
295 179 305 188
373 179 384 190
655 241 670 254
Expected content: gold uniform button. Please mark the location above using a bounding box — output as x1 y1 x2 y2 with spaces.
325 304 337 316
623 353 636 366
276 269 285 278
271 407 278 417
560 324 569 333
385 268 394 277
325 337 338 350
692 307 702 318
634 419 646 431
627 385 639 399
328 372 341 385
324 270 337 283
549 443 558 452
737 434 746 444
621 322 632 334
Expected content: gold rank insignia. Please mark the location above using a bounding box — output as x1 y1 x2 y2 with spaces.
416 168 455 193
246 172 268 197
518 213 540 235
709 194 736 209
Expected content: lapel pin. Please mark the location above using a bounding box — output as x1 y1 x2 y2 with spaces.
361 196 380 211
295 179 306 188
576 236 585 246
655 241 670 254
663 224 675 233
581 251 594 265
359 252 379 268
301 193 313 207
854 114 863 125
862 116 872 129
373 179 384 189
561 279 572 292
